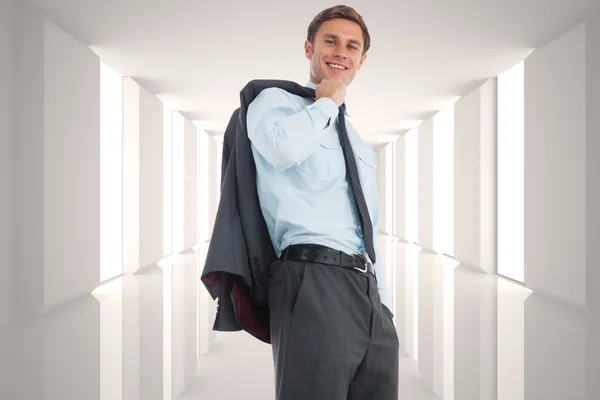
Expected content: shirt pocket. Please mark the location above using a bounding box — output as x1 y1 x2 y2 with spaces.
355 145 376 191
298 142 342 182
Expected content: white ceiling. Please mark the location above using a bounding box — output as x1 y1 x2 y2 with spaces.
27 0 600 144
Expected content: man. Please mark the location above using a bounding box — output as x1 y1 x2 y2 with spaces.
246 5 399 400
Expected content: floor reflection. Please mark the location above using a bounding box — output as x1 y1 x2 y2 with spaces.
1 237 598 399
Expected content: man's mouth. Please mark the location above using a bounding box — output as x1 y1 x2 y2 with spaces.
326 62 347 71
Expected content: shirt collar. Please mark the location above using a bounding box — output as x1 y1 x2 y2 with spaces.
305 81 350 117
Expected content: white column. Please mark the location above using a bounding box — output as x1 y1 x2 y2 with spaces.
417 253 435 390
524 14 600 313
16 297 101 399
0 0 14 326
183 121 197 249
454 79 498 273
403 244 420 360
137 275 164 400
392 243 407 348
393 137 406 239
171 256 199 397
524 293 595 399
123 78 164 274
418 119 434 251
139 86 164 268
120 274 164 400
94 281 123 400
197 243 217 356
417 254 456 399
497 279 531 400
14 4 100 316
453 267 497 400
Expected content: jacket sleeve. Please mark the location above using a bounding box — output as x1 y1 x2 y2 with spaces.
246 87 340 170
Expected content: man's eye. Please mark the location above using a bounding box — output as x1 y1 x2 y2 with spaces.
326 40 334 44
349 45 357 50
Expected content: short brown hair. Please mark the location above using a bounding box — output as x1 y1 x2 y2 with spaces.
307 5 371 54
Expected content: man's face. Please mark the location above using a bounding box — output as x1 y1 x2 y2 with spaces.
305 18 368 86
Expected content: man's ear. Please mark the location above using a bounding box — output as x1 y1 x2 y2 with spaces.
357 51 367 70
304 40 313 60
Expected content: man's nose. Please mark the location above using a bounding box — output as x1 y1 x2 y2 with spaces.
333 45 349 59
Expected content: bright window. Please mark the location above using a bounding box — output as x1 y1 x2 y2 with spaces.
100 62 123 282
405 129 419 243
433 109 454 256
385 143 394 234
498 61 524 283
172 112 185 254
163 108 173 256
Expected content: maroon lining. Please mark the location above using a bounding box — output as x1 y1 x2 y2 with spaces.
201 271 221 287
232 280 271 343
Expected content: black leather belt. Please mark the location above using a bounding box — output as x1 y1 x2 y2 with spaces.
281 244 376 276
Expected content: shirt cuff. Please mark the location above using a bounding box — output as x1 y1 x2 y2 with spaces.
310 97 340 120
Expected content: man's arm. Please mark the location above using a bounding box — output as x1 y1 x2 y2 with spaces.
247 87 339 170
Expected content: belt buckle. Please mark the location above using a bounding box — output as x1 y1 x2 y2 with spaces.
352 253 368 273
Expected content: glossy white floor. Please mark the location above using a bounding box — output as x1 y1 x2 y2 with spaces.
1 236 598 399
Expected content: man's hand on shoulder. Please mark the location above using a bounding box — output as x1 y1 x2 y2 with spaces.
315 78 346 107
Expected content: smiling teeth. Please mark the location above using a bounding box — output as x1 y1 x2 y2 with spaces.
328 63 346 70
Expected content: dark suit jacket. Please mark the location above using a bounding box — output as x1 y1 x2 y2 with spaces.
201 79 316 344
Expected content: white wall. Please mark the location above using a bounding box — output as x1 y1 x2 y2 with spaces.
418 119 434 251
43 12 101 309
586 13 600 316
524 19 598 311
454 79 497 273
14 4 100 316
123 78 164 273
183 120 197 249
0 0 14 326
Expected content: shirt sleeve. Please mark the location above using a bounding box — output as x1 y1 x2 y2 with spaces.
246 87 340 170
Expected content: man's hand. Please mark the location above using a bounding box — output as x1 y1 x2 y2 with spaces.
316 78 347 107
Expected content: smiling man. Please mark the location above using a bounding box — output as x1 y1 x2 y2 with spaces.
246 5 399 400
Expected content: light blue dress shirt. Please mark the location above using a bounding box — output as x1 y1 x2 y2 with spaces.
246 81 390 309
